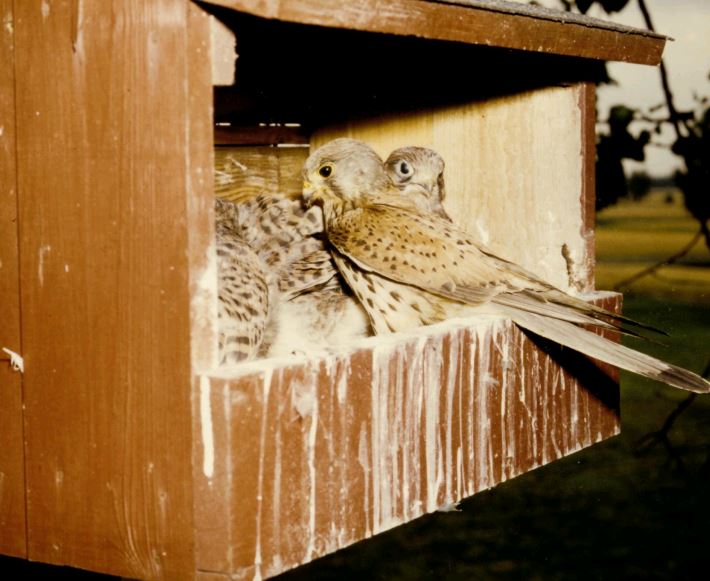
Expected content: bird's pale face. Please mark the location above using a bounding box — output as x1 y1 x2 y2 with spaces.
385 146 446 202
302 138 391 210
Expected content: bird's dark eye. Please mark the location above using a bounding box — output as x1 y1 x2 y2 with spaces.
398 161 411 176
319 165 333 178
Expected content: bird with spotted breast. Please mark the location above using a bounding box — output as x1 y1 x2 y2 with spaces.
216 193 369 363
385 146 451 220
302 137 710 393
215 197 272 364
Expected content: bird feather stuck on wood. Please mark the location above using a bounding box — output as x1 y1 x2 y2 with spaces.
302 138 709 394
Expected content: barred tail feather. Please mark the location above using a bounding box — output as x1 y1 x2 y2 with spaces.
501 308 710 394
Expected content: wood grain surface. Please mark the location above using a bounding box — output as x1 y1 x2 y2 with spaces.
0 0 27 560
13 1 197 578
204 0 665 65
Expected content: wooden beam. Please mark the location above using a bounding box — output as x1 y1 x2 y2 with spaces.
579 81 598 293
0 0 27 560
13 1 196 578
210 14 236 86
214 125 309 146
204 0 665 65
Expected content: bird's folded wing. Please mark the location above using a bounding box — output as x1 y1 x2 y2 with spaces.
279 249 339 299
328 203 659 335
327 203 521 305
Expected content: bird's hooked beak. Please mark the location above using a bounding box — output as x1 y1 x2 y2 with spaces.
302 180 323 207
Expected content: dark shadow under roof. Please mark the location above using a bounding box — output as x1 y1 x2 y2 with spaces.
204 0 667 65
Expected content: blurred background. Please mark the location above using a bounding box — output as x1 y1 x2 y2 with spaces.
3 0 708 579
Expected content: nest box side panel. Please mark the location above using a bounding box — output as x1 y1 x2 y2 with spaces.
0 0 27 560
13 1 198 578
579 81 598 290
188 2 220 373
195 294 620 578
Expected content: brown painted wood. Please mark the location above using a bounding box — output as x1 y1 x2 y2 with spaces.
204 0 665 65
214 125 309 146
579 81 598 293
196 293 621 578
13 1 196 578
0 0 27 560
188 3 220 373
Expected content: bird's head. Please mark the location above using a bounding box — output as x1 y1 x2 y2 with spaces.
302 138 392 212
385 146 448 218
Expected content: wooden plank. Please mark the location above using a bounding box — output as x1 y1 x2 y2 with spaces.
13 1 195 578
196 293 621 578
188 3 220 374
0 0 27 560
214 146 309 202
204 0 665 65
579 81 598 293
214 125 309 146
210 15 236 86
314 85 590 293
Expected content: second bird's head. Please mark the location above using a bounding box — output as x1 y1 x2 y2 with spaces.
302 138 392 208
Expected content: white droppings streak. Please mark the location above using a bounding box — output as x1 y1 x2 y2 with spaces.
41 0 50 19
253 368 273 581
304 374 319 562
424 337 443 513
370 340 394 533
570 370 579 446
335 356 349 404
199 376 214 478
403 336 425 520
38 244 51 286
444 331 460 504
271 391 284 572
357 424 371 537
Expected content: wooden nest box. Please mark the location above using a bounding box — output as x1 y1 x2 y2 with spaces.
0 1 666 579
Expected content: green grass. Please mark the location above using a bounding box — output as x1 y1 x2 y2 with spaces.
595 190 710 302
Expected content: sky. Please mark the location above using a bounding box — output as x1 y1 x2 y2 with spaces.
515 0 710 177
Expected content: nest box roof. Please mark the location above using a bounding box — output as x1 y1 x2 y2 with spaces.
204 0 666 65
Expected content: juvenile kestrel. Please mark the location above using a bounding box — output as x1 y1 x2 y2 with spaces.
385 146 451 220
302 138 709 393
215 198 272 364
215 193 369 363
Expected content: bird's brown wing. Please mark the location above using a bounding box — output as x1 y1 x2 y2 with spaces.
327 202 651 333
327 203 550 305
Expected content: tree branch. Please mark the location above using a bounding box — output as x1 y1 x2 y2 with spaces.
612 228 704 291
636 0 686 139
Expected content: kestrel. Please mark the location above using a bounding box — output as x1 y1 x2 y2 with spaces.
385 146 451 220
302 138 709 393
215 193 369 363
215 197 272 364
